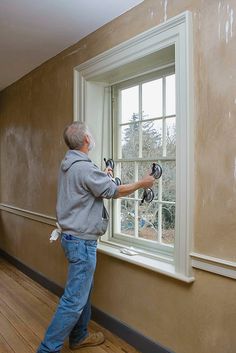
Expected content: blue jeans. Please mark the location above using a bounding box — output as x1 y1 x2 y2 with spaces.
37 234 97 353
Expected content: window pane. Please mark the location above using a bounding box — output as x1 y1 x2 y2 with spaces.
121 123 139 158
138 202 159 240
142 120 162 158
162 161 176 202
165 74 175 116
162 203 175 245
121 199 135 236
138 161 159 200
166 117 176 156
120 162 135 198
120 162 135 184
121 86 139 123
142 78 163 119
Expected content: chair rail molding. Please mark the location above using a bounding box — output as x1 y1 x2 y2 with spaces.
191 252 236 280
0 203 56 226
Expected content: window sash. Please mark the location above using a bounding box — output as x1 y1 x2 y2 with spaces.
111 68 176 253
113 68 176 159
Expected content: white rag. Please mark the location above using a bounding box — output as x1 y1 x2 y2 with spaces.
49 222 62 243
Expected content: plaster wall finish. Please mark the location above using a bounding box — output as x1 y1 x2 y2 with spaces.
0 1 236 353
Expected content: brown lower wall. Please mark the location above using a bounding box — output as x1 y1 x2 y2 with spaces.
0 211 236 353
0 212 67 285
94 254 236 353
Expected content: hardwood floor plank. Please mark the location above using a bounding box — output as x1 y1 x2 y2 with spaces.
0 260 59 306
0 264 55 314
0 311 34 353
0 333 14 353
0 258 140 353
0 296 40 351
0 268 56 323
0 276 51 335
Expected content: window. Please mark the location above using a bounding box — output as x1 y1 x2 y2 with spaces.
74 12 194 281
111 69 176 259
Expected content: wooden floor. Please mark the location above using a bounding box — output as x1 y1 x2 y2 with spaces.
0 258 139 353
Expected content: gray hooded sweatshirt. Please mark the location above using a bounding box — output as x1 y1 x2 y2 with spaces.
56 150 118 240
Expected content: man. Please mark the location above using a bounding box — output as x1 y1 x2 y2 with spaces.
37 122 155 353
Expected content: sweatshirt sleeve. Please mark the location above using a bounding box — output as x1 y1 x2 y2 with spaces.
84 164 118 199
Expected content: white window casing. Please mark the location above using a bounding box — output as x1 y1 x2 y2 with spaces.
73 11 194 282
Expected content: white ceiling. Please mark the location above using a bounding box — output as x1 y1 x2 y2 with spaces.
0 0 143 91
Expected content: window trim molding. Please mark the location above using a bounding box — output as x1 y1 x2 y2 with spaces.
73 11 194 281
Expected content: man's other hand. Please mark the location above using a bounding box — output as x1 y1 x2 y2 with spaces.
104 167 113 177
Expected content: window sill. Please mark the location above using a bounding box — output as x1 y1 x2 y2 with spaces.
98 241 195 283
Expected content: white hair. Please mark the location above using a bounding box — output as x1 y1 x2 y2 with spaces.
63 122 91 150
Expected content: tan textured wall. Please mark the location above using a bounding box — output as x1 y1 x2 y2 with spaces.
0 1 236 353
94 253 236 353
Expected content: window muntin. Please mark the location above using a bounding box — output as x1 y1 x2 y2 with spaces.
112 69 176 252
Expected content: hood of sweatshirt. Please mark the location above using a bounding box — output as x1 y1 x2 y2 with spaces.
61 150 91 172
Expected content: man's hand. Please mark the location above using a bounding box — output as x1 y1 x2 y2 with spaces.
104 167 113 177
139 174 155 189
113 174 156 199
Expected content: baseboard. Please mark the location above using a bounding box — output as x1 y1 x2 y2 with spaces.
0 248 174 353
92 306 174 353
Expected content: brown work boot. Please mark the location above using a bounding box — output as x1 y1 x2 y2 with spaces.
69 332 105 350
